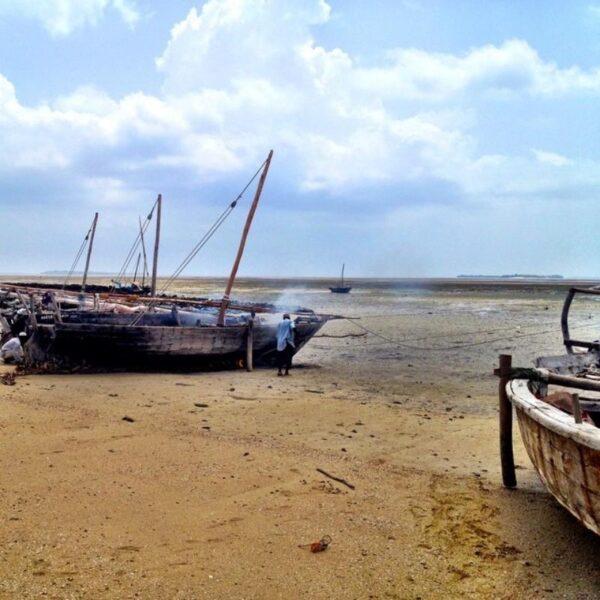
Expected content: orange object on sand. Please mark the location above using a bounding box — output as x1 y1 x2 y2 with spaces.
299 535 332 553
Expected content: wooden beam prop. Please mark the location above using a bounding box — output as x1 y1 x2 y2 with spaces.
501 367 600 393
572 393 583 424
246 318 254 372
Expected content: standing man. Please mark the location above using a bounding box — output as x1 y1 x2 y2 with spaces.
276 313 295 376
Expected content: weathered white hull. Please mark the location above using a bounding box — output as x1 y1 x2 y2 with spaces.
507 379 600 536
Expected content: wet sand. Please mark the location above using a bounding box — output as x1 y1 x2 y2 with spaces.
1 279 600 598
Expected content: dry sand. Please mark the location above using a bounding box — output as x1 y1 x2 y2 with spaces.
1 281 600 598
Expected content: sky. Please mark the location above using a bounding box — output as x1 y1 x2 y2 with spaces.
1 0 600 278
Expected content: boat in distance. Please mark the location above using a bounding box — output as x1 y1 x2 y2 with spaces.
330 263 352 294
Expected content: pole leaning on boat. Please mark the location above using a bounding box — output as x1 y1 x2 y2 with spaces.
151 194 162 297
81 212 99 292
218 150 274 326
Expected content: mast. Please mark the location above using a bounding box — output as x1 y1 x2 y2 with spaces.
133 253 141 284
139 216 149 288
81 212 99 292
150 194 162 297
218 150 273 326
341 263 345 287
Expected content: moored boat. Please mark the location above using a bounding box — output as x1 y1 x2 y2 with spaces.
330 263 352 294
506 377 600 535
496 285 600 536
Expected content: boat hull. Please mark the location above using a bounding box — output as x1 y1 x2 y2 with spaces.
507 379 600 536
41 319 326 369
329 287 352 294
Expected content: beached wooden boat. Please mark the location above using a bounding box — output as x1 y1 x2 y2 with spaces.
4 150 335 371
496 285 600 536
506 377 600 535
32 311 327 368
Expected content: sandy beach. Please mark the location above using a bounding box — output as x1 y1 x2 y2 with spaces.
2 278 600 598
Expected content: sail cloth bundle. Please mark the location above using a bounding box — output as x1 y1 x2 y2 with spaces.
0 334 25 364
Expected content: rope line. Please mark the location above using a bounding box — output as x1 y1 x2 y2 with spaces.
62 221 94 289
128 157 268 326
110 198 158 291
157 156 267 296
343 317 600 352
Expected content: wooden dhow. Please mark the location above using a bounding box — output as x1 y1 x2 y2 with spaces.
1 150 334 371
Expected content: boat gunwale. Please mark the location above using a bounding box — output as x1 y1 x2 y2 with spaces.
507 378 600 451
53 319 326 334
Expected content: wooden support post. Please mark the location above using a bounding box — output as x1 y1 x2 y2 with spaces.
50 292 62 323
151 194 162 297
82 212 99 292
218 151 273 326
246 318 254 372
561 288 576 354
498 354 517 488
17 292 37 330
572 393 583 424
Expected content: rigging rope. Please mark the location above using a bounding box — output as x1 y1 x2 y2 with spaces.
62 222 93 289
128 157 268 326
110 198 158 291
157 157 267 297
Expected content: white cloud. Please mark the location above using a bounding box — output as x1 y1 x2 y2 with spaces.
589 4 600 19
532 149 573 167
0 0 139 36
353 39 600 100
0 0 599 213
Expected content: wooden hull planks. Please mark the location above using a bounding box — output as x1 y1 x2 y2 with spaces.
46 319 326 368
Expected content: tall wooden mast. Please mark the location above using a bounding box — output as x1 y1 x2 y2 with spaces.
150 194 162 297
139 216 149 288
133 253 141 284
218 150 273 326
81 212 98 292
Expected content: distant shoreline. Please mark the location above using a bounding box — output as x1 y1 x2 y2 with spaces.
2 274 600 289
457 274 564 280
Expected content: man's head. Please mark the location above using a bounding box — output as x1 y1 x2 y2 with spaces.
283 313 290 320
